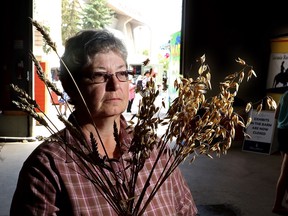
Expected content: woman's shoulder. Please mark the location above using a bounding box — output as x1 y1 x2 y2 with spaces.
25 131 68 164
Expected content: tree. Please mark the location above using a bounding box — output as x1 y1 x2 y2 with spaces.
61 0 114 45
61 0 82 45
81 0 114 30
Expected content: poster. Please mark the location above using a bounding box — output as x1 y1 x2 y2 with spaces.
266 37 288 90
266 53 288 89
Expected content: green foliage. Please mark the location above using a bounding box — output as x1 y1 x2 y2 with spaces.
142 49 149 56
61 0 114 45
42 25 52 54
81 0 114 30
61 0 82 45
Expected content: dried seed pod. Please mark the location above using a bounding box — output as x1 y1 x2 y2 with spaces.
245 102 252 113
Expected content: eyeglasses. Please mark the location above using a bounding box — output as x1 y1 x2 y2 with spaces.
83 70 131 84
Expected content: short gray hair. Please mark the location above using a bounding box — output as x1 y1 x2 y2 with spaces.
59 29 128 105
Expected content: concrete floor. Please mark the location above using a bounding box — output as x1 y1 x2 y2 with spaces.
0 140 283 216
180 142 282 216
0 111 284 216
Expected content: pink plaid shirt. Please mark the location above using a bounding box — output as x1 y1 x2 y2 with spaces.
10 116 198 216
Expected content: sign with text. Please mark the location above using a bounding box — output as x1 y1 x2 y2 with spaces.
243 110 277 154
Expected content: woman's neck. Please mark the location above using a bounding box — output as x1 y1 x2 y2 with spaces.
80 115 121 158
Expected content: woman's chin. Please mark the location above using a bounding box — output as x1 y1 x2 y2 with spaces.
101 108 125 117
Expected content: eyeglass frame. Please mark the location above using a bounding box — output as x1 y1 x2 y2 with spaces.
82 70 133 84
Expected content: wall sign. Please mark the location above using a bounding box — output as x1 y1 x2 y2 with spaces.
243 110 277 154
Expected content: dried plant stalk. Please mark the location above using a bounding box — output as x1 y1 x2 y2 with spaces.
10 18 277 216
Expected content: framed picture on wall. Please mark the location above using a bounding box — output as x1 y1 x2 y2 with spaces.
266 53 288 89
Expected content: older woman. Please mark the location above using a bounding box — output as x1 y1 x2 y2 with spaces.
10 29 198 215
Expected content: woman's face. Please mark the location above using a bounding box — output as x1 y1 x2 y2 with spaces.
78 51 129 118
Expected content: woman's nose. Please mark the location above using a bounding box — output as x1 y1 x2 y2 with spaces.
106 75 120 91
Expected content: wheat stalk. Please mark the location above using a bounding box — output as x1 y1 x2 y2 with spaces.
10 18 277 215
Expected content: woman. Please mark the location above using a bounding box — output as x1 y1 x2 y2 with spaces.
10 30 197 215
272 90 288 215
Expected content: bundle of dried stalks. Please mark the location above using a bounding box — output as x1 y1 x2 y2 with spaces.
10 18 277 215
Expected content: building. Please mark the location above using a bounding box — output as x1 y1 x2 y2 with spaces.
1 0 288 138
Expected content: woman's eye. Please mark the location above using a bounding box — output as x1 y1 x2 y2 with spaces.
91 73 105 79
92 73 103 78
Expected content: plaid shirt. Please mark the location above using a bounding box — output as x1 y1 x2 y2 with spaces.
10 116 198 216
